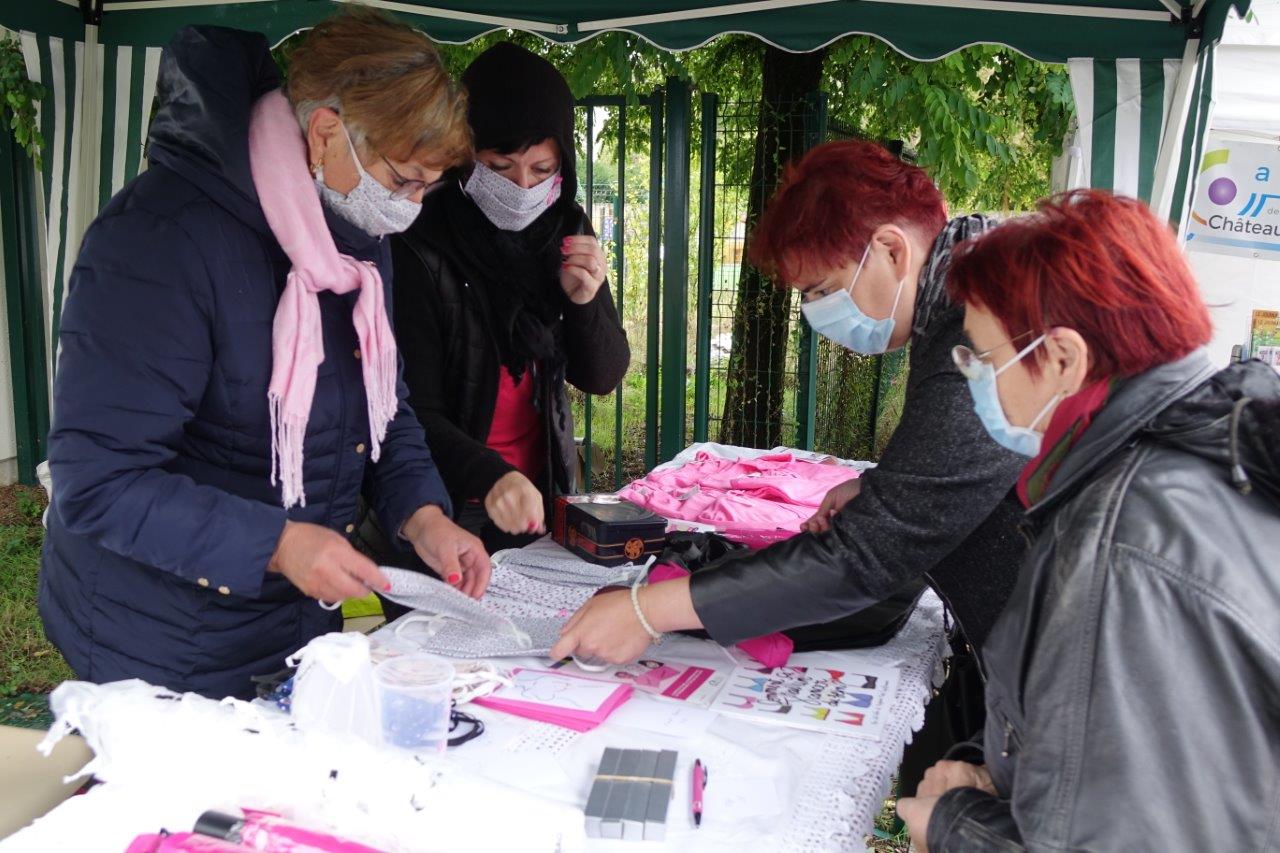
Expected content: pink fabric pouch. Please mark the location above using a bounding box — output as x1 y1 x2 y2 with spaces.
647 563 793 667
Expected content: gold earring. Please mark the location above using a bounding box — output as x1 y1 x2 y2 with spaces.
310 161 322 176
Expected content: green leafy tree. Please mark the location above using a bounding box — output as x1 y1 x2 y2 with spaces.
717 45 826 449
0 36 47 167
827 40 1075 210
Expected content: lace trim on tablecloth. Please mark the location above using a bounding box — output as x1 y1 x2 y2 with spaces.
782 589 949 852
506 721 582 755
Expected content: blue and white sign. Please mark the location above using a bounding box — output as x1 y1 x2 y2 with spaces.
1186 136 1280 259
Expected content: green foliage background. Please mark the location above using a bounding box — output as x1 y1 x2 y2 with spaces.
275 27 1077 480
0 36 47 167
432 31 1075 213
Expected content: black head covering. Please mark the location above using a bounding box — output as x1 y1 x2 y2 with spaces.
412 42 590 389
462 41 578 205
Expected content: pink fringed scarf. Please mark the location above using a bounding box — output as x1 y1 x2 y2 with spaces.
248 89 398 509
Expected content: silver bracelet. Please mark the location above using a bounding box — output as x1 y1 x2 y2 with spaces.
630 575 664 645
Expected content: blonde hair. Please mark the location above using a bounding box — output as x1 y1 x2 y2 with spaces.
286 7 471 169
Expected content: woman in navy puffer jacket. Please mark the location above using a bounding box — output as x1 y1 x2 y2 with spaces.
40 10 488 700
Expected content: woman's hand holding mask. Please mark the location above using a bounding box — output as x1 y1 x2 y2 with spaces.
268 521 391 602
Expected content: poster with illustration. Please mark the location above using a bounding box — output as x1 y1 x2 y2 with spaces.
552 657 728 709
708 663 899 740
1251 309 1280 372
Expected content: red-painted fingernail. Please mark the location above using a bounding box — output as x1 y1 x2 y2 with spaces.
383 581 392 592
447 572 461 584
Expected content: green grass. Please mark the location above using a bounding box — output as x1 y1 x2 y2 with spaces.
0 490 73 697
865 778 911 852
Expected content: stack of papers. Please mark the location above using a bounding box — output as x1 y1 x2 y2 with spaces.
475 668 633 732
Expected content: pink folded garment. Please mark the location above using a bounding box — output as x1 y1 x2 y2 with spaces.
617 483 812 531
727 467 858 507
648 563 793 667
620 452 859 534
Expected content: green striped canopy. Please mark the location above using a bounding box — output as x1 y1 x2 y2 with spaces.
3 0 1249 61
0 0 1254 482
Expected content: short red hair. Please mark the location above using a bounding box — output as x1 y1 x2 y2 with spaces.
749 140 948 283
947 190 1211 380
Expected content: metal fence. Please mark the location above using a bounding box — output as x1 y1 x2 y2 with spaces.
569 83 908 493
698 93 826 452
569 93 665 492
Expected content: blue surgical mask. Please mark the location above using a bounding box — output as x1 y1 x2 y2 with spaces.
957 334 1062 457
800 242 906 355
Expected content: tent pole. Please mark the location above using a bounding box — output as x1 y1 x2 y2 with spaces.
73 23 101 279
1150 37 1200 222
658 78 691 463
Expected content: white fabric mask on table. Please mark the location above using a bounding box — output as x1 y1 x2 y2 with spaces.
380 567 563 657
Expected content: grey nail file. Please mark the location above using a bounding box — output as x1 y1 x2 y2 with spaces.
622 750 658 841
644 749 680 841
599 748 640 839
585 747 623 839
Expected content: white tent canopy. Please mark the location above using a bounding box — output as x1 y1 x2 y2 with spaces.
1213 0 1280 136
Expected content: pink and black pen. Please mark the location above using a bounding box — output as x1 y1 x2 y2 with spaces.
692 759 708 827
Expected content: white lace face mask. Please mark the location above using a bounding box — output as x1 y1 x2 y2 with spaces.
464 161 562 231
378 567 563 657
315 123 421 237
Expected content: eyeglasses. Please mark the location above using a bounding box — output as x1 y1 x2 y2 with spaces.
381 156 446 201
952 330 1035 380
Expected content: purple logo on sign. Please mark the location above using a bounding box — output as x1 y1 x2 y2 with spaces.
1208 177 1238 206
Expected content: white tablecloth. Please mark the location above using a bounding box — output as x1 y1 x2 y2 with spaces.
371 589 947 852
1 598 944 853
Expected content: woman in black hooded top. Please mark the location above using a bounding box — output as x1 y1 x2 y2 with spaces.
384 42 629 554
